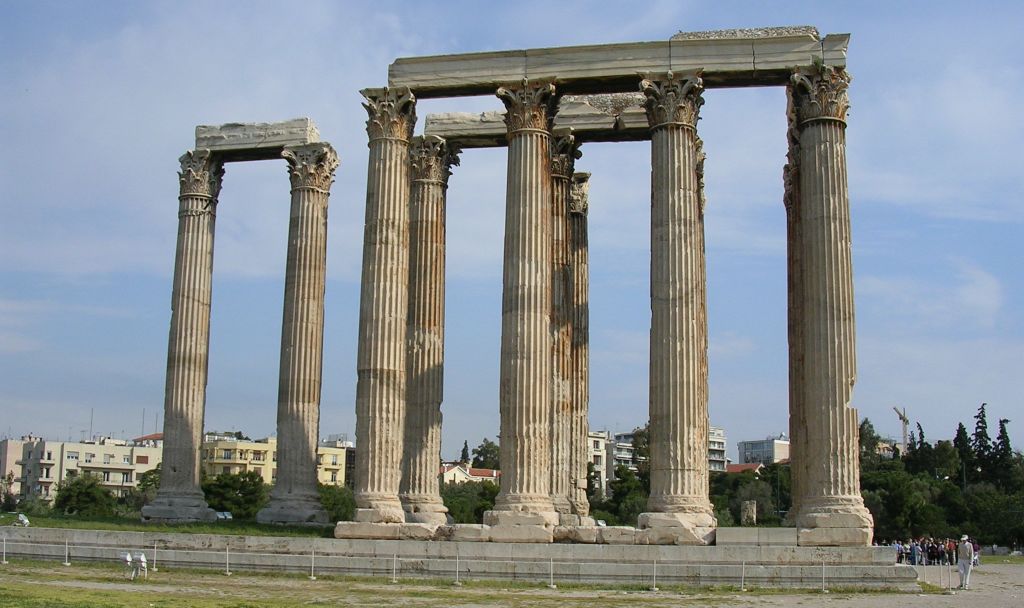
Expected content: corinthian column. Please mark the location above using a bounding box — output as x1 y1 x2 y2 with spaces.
142 150 223 523
400 135 459 525
637 71 716 543
257 143 339 525
567 172 591 518
353 87 416 524
484 79 560 529
789 66 873 546
549 133 581 520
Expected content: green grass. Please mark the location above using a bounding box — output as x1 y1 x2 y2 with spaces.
0 512 333 537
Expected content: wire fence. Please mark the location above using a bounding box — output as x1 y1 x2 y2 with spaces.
0 534 914 590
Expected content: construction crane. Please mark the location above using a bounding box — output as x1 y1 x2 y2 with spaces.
893 406 909 455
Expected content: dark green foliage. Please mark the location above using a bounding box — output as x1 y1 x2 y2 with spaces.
137 464 161 494
459 441 470 464
440 480 497 523
317 483 355 522
201 471 269 520
631 425 650 487
470 438 500 470
588 465 647 526
53 474 116 517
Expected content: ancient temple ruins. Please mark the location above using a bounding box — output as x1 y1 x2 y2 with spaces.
146 26 874 547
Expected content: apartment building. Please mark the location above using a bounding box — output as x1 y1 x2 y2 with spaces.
14 435 162 501
736 433 791 464
200 433 354 487
600 425 729 490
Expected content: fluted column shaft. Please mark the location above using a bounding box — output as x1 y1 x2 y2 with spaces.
790 66 872 545
354 87 416 523
143 150 223 523
549 135 579 516
258 143 339 525
568 172 591 516
639 72 715 533
487 80 559 522
400 136 458 524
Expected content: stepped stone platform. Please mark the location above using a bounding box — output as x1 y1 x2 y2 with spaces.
2 527 916 589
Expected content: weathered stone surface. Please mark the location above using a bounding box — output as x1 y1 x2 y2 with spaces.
798 527 873 547
641 71 716 532
490 80 558 523
353 87 417 522
354 507 405 524
399 523 439 540
598 527 637 545
195 118 320 157
716 527 799 546
482 510 558 527
569 526 600 544
389 30 848 97
333 522 403 540
489 525 554 544
740 501 757 526
558 513 581 527
450 524 491 542
577 516 596 527
552 526 572 542
567 173 591 518
143 150 223 525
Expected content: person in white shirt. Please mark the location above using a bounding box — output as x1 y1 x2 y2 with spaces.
957 535 975 590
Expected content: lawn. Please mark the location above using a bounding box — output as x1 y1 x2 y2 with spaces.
0 512 332 537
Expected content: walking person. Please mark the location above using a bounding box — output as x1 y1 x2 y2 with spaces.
957 534 974 590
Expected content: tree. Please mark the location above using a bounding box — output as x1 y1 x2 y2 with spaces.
973 402 993 475
953 422 975 487
137 464 161 494
471 438 500 470
459 441 470 464
859 418 882 470
631 424 650 488
201 471 269 520
440 480 498 524
53 474 116 517
1 471 16 512
318 483 355 522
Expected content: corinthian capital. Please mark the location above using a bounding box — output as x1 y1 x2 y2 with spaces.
178 149 224 199
282 143 339 192
790 65 851 125
550 133 582 179
640 70 704 129
362 86 417 142
409 135 461 186
496 79 559 135
569 172 591 215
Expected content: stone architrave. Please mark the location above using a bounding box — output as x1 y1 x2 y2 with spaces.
549 133 581 520
789 65 873 546
353 86 417 524
257 143 339 525
142 150 224 523
399 135 460 524
484 79 561 527
567 172 592 517
637 71 716 543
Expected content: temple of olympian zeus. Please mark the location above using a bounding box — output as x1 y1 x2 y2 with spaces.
144 26 874 547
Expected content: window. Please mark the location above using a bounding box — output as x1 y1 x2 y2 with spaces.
46 451 53 460
103 454 114 464
593 455 602 466
84 453 95 463
136 455 149 465
331 455 338 466
222 449 232 460
272 452 277 462
122 472 131 483
43 467 51 479
252 452 263 462
593 440 600 450
123 455 131 464
67 451 79 460
102 471 111 482
330 471 338 482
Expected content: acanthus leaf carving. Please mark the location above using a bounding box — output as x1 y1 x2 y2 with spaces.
409 135 461 187
362 86 417 142
640 70 704 129
282 143 340 193
569 172 590 215
790 64 851 125
496 78 559 135
550 133 582 179
177 149 224 216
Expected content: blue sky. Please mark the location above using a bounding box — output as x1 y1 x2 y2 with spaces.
1 1 1021 462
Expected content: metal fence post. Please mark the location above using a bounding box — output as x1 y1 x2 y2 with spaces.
62 539 71 566
151 541 158 572
649 558 658 592
740 560 746 592
1 536 7 565
224 546 232 576
547 557 556 589
453 549 462 586
309 548 317 581
390 553 397 584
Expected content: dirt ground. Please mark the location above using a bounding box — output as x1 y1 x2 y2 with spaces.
0 560 1021 607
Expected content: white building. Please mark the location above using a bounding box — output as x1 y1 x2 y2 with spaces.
736 433 790 464
596 424 729 493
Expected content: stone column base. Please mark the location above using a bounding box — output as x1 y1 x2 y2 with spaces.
797 510 873 546
401 497 450 525
482 509 560 527
637 512 716 545
354 507 406 524
141 493 217 523
256 497 329 526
